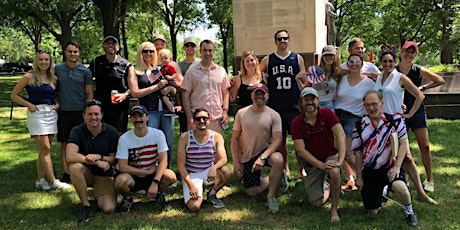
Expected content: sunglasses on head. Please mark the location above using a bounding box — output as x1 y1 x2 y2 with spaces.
276 37 289 41
85 99 102 107
184 43 196 48
193 116 209 122
142 49 155 54
37 50 50 54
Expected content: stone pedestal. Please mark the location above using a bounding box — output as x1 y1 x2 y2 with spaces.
232 0 328 74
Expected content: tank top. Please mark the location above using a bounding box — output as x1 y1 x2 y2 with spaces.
375 69 404 114
266 52 300 112
185 130 216 173
396 64 425 114
137 71 162 111
237 78 266 107
26 84 56 105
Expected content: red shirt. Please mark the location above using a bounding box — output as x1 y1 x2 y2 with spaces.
291 108 340 166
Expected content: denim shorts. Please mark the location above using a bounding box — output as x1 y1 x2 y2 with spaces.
320 100 334 112
335 109 361 137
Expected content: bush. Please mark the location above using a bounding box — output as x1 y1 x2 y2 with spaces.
427 64 458 73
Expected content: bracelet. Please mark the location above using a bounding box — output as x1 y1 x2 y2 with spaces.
152 178 160 184
222 108 228 112
100 154 104 161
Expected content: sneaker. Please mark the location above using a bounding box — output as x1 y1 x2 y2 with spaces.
52 179 71 189
207 191 225 208
119 197 133 214
323 181 330 190
77 205 92 222
405 212 419 227
382 185 389 203
278 169 289 193
423 179 434 192
266 196 279 213
60 173 71 183
155 192 166 205
35 178 51 191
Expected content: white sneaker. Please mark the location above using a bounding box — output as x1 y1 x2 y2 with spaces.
266 196 279 213
52 179 71 189
35 178 51 191
423 179 434 192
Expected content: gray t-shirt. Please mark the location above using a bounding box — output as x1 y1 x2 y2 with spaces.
178 59 200 75
56 63 93 111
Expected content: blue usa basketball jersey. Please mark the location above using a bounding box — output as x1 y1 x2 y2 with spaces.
266 52 301 112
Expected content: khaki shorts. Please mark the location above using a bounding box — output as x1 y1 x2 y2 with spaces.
303 155 337 202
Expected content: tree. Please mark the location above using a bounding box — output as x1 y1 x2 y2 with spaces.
204 0 233 71
152 0 204 61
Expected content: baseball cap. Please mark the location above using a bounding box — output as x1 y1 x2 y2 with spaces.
252 83 268 93
129 105 148 116
300 87 319 98
402 41 419 52
184 37 196 45
322 45 337 55
103 35 118 44
153 34 167 43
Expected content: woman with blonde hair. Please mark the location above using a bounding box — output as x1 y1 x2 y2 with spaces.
11 50 71 190
128 42 174 167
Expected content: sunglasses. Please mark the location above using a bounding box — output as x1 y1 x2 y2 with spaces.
347 59 362 65
142 49 155 54
276 37 289 41
37 50 50 54
193 116 209 122
184 43 196 48
85 99 102 107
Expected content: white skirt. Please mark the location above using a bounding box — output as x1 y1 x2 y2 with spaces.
27 104 58 136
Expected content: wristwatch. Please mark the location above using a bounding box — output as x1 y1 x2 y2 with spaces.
152 179 160 184
260 155 267 161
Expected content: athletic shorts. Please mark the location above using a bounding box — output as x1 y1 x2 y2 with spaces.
182 166 213 203
279 110 299 139
361 166 406 210
404 110 428 131
57 110 83 142
131 173 157 192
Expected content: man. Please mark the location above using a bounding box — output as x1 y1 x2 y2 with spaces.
181 39 230 135
178 37 201 133
115 105 177 213
352 90 418 227
259 29 306 178
341 37 380 78
56 41 93 183
231 83 287 213
90 35 131 136
66 100 118 222
291 87 345 222
177 108 231 212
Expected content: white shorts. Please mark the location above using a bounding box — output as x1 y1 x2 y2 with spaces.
27 104 58 136
182 166 214 203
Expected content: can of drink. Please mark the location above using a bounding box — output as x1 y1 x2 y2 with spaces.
218 115 229 131
111 90 119 104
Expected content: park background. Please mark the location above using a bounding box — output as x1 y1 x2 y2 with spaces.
1 0 460 229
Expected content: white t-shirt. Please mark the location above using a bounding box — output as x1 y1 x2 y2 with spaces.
116 127 168 171
334 75 375 116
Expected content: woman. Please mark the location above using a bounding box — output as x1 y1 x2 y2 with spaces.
229 51 265 177
334 54 375 182
128 42 173 168
229 50 265 110
375 51 437 204
10 50 71 191
397 42 444 192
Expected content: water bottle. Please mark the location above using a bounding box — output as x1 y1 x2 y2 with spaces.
217 115 229 131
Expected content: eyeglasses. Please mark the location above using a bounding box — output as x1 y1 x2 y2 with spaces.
193 116 209 122
348 59 362 65
85 99 102 107
276 37 289 41
364 101 381 108
142 49 155 54
184 43 196 48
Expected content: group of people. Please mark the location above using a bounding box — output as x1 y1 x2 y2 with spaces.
10 29 444 226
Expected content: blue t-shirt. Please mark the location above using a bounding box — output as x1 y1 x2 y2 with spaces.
55 63 93 111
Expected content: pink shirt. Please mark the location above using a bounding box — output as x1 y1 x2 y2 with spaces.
182 62 230 120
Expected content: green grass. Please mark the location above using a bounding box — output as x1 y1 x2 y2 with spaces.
1 77 460 229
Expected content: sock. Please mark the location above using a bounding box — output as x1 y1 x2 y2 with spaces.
404 203 414 215
208 187 218 196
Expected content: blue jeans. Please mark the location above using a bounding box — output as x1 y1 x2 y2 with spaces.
148 110 174 168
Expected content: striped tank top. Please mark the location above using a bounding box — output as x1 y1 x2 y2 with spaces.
185 130 216 173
